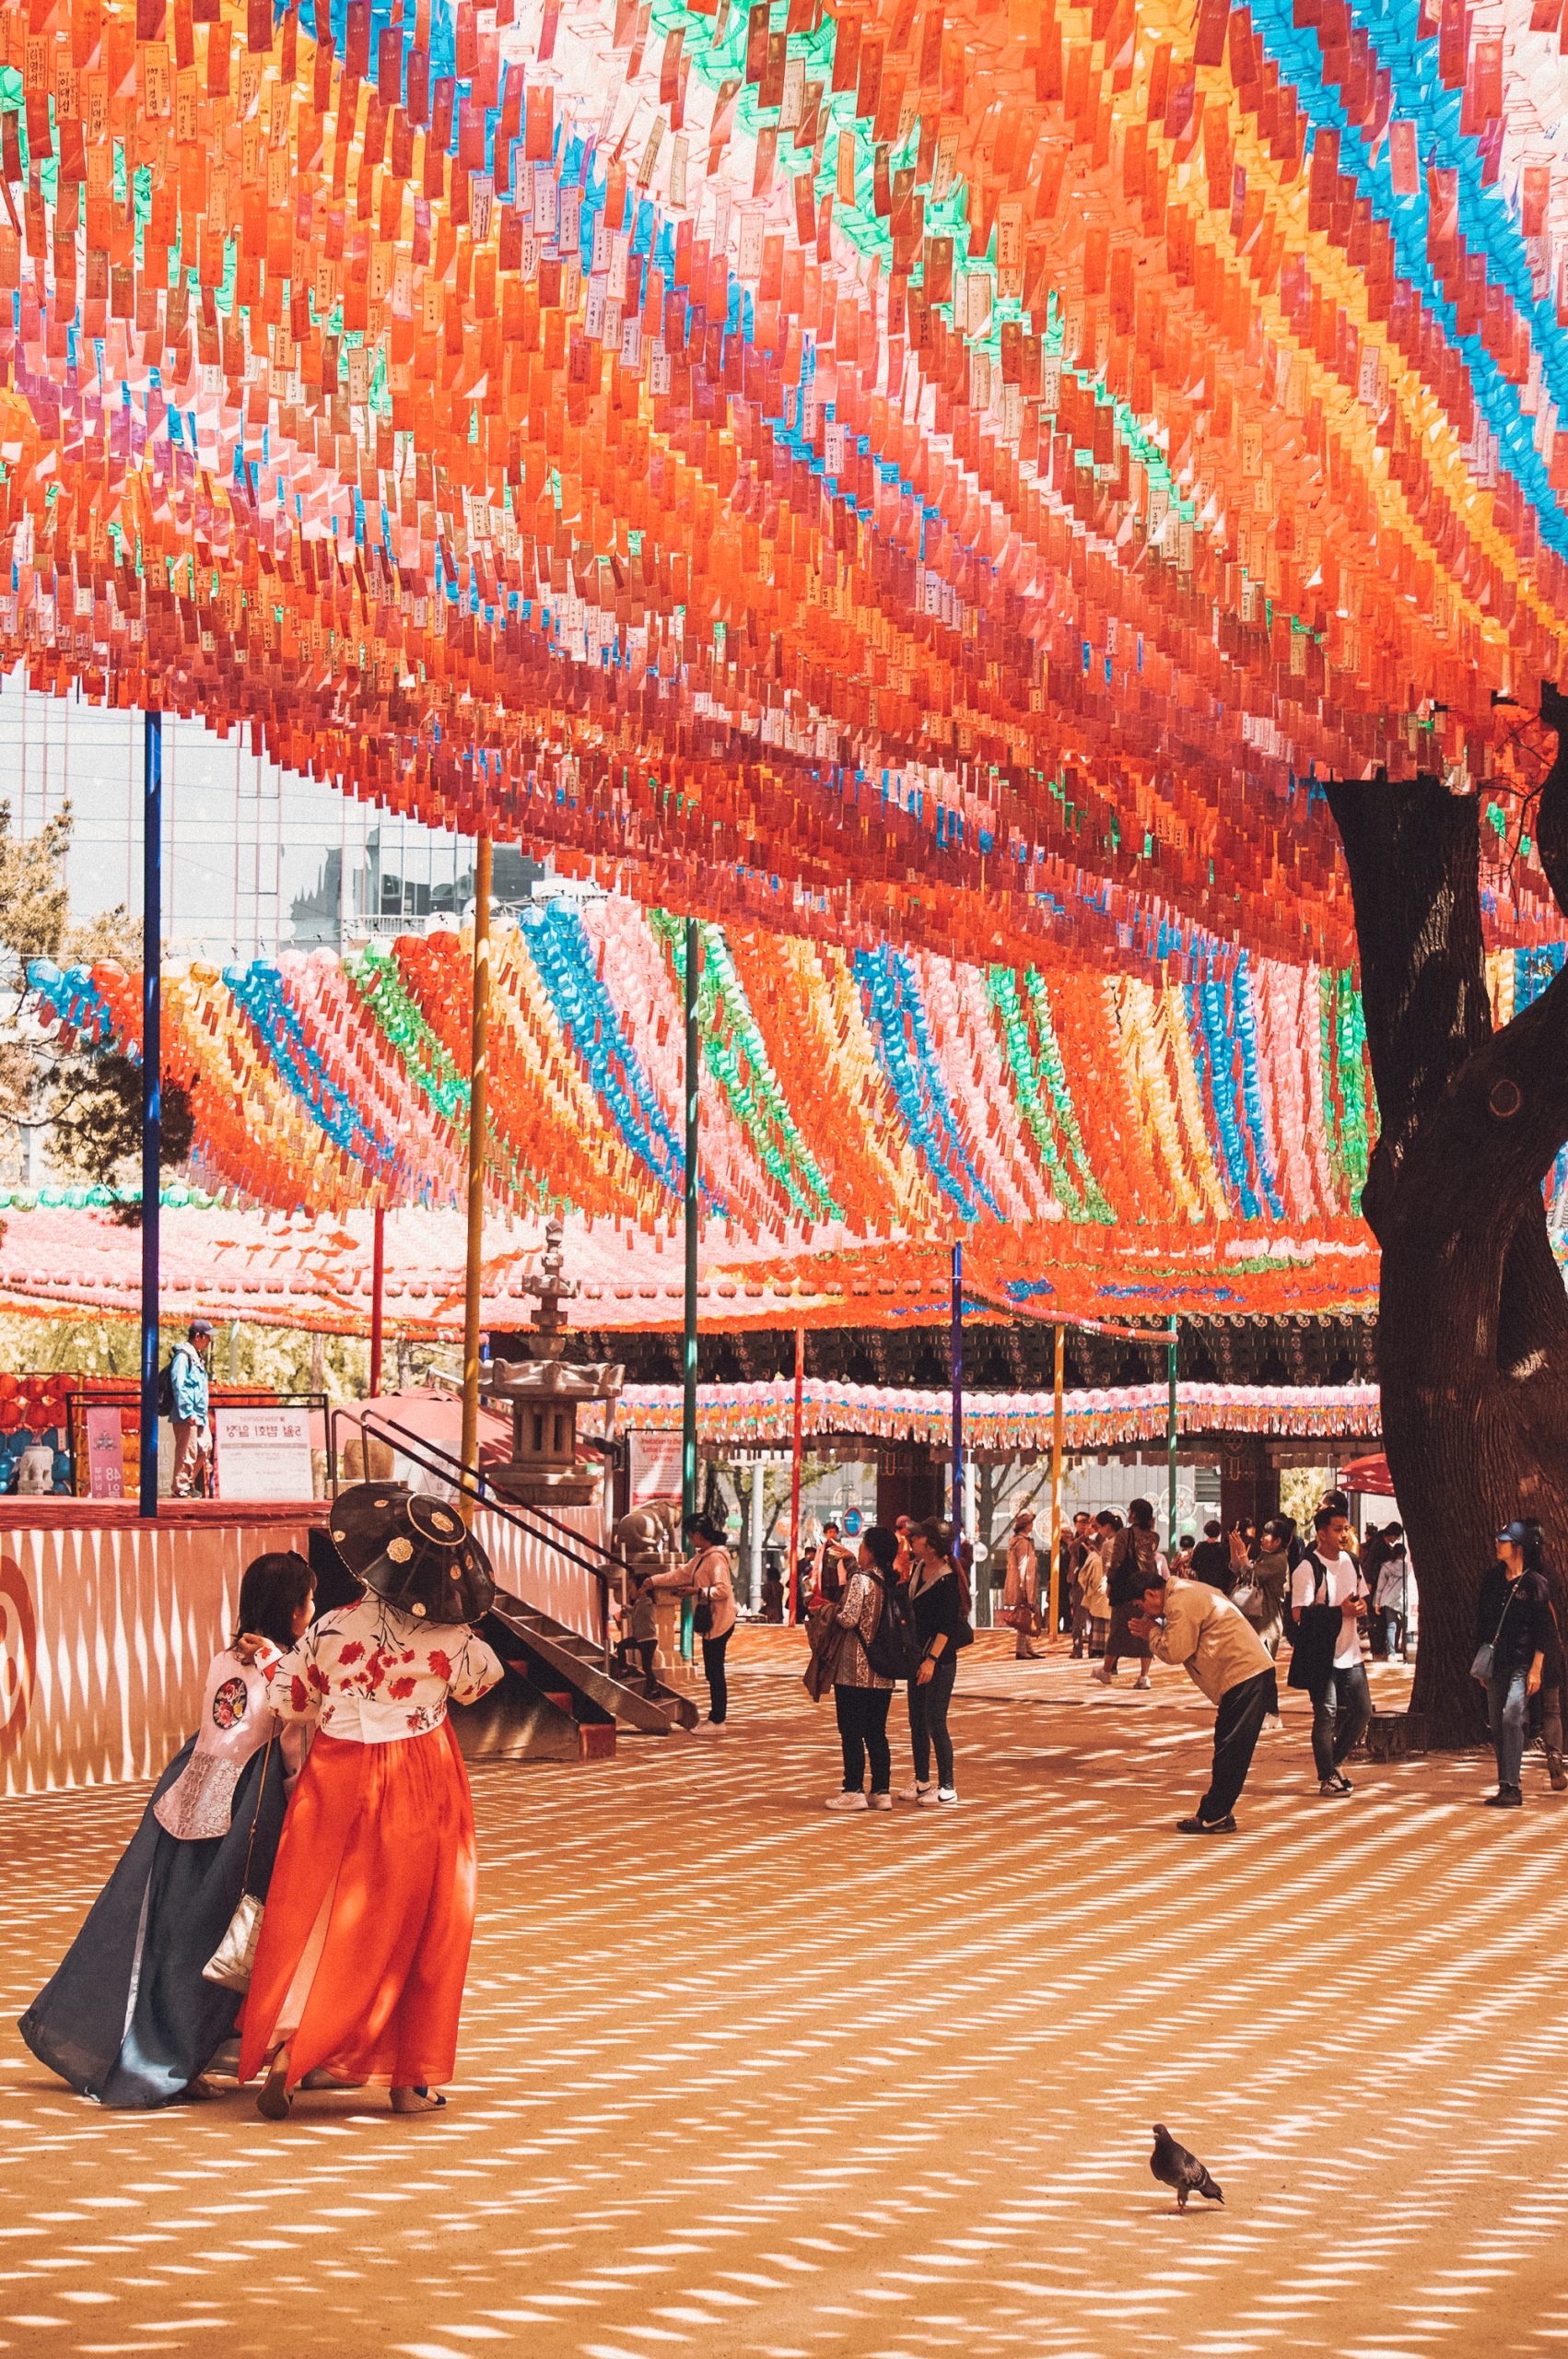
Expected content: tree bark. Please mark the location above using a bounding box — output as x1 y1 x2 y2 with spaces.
1326 695 1568 1744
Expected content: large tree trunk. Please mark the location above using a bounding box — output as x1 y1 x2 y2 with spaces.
1326 694 1568 1744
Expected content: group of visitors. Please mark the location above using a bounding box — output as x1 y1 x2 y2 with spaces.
20 1485 505 2115
991 1490 1566 1828
802 1515 971 1809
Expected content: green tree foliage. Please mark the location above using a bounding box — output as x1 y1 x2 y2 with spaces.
0 804 190 1219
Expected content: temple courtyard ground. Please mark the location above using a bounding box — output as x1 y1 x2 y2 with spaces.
3 1632 1567 2359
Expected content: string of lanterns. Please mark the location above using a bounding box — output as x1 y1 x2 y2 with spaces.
0 0 1563 981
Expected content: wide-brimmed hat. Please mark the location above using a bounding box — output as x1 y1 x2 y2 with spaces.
326 1483 496 1625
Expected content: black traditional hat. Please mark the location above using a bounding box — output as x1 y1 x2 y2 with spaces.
326 1483 496 1625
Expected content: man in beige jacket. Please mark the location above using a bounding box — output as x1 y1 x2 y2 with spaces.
1130 1573 1278 1836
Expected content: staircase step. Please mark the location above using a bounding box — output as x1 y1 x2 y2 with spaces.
578 1723 616 1761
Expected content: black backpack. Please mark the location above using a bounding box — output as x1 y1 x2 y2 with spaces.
156 1354 178 1418
865 1574 920 1682
1284 1550 1344 1693
1282 1549 1325 1648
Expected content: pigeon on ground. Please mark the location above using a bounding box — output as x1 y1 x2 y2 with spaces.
1151 2123 1224 2211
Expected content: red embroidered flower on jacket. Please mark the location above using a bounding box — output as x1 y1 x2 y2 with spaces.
290 1675 310 1715
427 1649 453 1682
306 1661 330 1695
337 1640 366 1665
386 1674 416 1700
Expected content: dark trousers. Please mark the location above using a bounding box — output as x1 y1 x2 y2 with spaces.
1311 1661 1372 1782
1198 1668 1278 1824
616 1639 657 1694
835 1684 893 1793
701 1629 731 1724
907 1655 957 1789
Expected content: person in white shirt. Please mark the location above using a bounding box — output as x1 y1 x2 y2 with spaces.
1290 1504 1370 1796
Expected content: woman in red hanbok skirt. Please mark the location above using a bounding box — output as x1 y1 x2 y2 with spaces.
240 1485 503 2118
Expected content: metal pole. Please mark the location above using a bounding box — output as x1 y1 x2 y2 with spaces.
1167 1313 1179 1555
460 838 491 1497
748 1456 765 1613
681 916 700 1661
1049 1320 1065 1637
788 1325 804 1622
950 1240 963 1537
138 710 162 1519
369 1199 386 1396
681 916 700 1518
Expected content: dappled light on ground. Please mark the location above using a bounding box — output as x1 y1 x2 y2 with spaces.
3 1644 1565 2357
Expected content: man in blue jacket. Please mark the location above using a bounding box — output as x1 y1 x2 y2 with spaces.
170 1319 214 1496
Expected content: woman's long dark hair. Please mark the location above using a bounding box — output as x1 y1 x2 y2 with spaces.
915 1518 970 1615
234 1550 315 1650
861 1524 899 1576
1520 1521 1546 1577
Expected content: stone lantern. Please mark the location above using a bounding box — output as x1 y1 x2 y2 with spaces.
479 1220 622 1507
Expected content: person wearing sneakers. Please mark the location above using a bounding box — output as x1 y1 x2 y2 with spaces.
902 1518 971 1807
653 1513 736 1731
1290 1502 1370 1797
825 1526 900 1813
1131 1570 1278 1834
1094 1498 1164 1690
1473 1519 1555 1809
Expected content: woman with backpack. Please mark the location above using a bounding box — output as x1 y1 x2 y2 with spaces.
902 1518 971 1807
1093 1497 1164 1690
825 1526 903 1813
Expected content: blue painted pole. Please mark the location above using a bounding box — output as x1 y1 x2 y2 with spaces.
681 915 700 1662
950 1240 963 1538
138 711 162 1519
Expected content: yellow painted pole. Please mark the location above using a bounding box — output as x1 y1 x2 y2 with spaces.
1048 1321 1065 1639
460 836 492 1503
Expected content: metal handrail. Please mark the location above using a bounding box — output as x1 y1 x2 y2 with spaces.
328 1402 623 1600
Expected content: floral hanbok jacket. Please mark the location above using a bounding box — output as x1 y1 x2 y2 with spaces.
268 1595 503 1743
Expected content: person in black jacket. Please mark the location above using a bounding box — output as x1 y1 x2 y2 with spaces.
1188 1521 1231 1592
1474 1520 1554 1809
900 1518 970 1807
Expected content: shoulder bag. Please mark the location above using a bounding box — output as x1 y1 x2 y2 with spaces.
202 1725 276 1994
1285 1554 1344 1693
1470 1582 1515 1686
690 1545 720 1637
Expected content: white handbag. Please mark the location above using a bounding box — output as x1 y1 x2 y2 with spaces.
201 1730 275 1994
202 1890 265 1993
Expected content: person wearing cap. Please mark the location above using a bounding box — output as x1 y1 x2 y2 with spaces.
169 1319 214 1497
1473 1520 1556 1809
239 1485 504 2118
650 1512 736 1731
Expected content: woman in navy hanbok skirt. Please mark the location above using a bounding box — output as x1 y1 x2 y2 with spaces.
18 1551 315 2108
